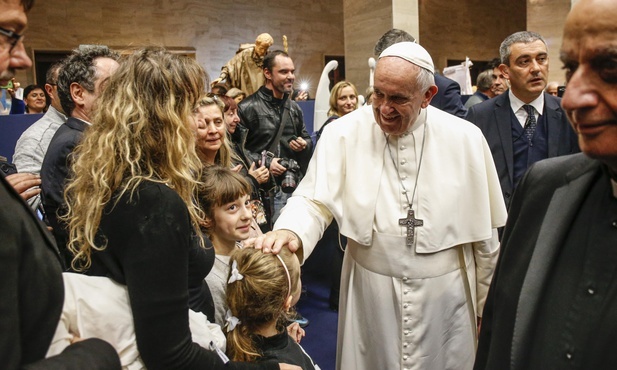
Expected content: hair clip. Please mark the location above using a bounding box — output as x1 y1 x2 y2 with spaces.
225 309 241 332
228 260 244 284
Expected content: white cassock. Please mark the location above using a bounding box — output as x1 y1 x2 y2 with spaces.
275 104 507 370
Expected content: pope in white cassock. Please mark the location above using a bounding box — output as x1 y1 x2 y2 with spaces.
254 42 507 370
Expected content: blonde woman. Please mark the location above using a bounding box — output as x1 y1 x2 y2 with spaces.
316 81 358 141
65 48 297 370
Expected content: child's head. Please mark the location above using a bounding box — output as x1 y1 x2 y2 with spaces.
225 247 302 361
198 166 252 242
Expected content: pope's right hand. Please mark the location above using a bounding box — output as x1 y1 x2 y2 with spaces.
250 229 301 254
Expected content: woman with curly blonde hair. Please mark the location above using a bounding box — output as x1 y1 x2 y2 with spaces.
64 48 291 370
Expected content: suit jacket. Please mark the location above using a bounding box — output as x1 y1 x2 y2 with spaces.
431 74 468 118
465 91 579 206
40 117 88 265
475 153 617 370
0 174 120 369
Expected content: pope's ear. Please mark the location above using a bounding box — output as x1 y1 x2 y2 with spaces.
421 85 438 109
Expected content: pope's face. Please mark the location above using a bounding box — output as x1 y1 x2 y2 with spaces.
372 57 436 136
560 0 617 171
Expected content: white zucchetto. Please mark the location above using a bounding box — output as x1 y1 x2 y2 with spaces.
379 41 435 74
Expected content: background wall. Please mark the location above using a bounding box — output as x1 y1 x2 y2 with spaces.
16 0 571 100
17 0 345 97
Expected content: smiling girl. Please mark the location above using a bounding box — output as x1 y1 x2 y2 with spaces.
199 166 253 326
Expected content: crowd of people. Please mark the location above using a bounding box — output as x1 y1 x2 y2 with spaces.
3 0 617 369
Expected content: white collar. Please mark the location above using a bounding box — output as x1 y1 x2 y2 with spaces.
509 90 544 115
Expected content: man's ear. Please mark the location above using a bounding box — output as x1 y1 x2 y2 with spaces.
263 68 272 81
69 82 86 107
420 85 439 109
499 64 510 80
44 83 54 97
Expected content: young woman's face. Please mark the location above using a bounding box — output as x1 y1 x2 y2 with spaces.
25 88 46 113
193 104 225 158
209 194 252 243
336 86 357 116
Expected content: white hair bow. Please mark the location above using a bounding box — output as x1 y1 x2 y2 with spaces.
225 309 241 332
228 260 244 284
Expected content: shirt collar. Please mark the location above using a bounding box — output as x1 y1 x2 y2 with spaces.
509 90 545 115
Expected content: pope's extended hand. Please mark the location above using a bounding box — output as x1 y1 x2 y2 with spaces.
251 229 301 254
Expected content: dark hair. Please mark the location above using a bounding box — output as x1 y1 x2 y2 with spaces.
45 61 63 85
262 50 289 72
57 45 119 115
23 84 49 112
219 94 237 113
499 31 546 66
486 58 501 70
197 166 251 234
374 29 416 56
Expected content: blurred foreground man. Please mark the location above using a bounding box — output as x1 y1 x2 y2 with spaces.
475 1 617 369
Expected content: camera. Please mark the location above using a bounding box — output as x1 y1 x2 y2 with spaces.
278 158 301 193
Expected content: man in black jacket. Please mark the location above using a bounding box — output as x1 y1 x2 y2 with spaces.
40 45 119 267
475 0 617 368
238 50 313 225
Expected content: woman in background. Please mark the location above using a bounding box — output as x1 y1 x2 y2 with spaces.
316 81 358 141
22 84 49 114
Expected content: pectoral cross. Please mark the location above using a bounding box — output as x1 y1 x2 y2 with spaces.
399 209 423 247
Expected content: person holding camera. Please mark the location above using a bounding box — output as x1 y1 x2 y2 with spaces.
237 50 313 227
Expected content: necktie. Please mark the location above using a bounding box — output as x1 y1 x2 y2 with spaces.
523 104 537 141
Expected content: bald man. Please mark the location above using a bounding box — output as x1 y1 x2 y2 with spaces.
475 1 617 369
254 42 506 370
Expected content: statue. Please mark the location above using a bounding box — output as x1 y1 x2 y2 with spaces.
211 33 274 96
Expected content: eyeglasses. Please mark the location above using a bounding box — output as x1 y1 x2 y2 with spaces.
0 26 25 54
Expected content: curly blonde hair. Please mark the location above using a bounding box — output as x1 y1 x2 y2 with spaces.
225 247 300 362
64 47 206 270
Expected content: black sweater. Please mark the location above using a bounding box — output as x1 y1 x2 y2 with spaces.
87 181 278 370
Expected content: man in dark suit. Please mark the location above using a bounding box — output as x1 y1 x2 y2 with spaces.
466 31 579 207
41 45 119 267
374 29 468 118
475 0 617 368
0 1 121 369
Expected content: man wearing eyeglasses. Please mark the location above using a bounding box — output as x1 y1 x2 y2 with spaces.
0 1 122 369
0 0 31 85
